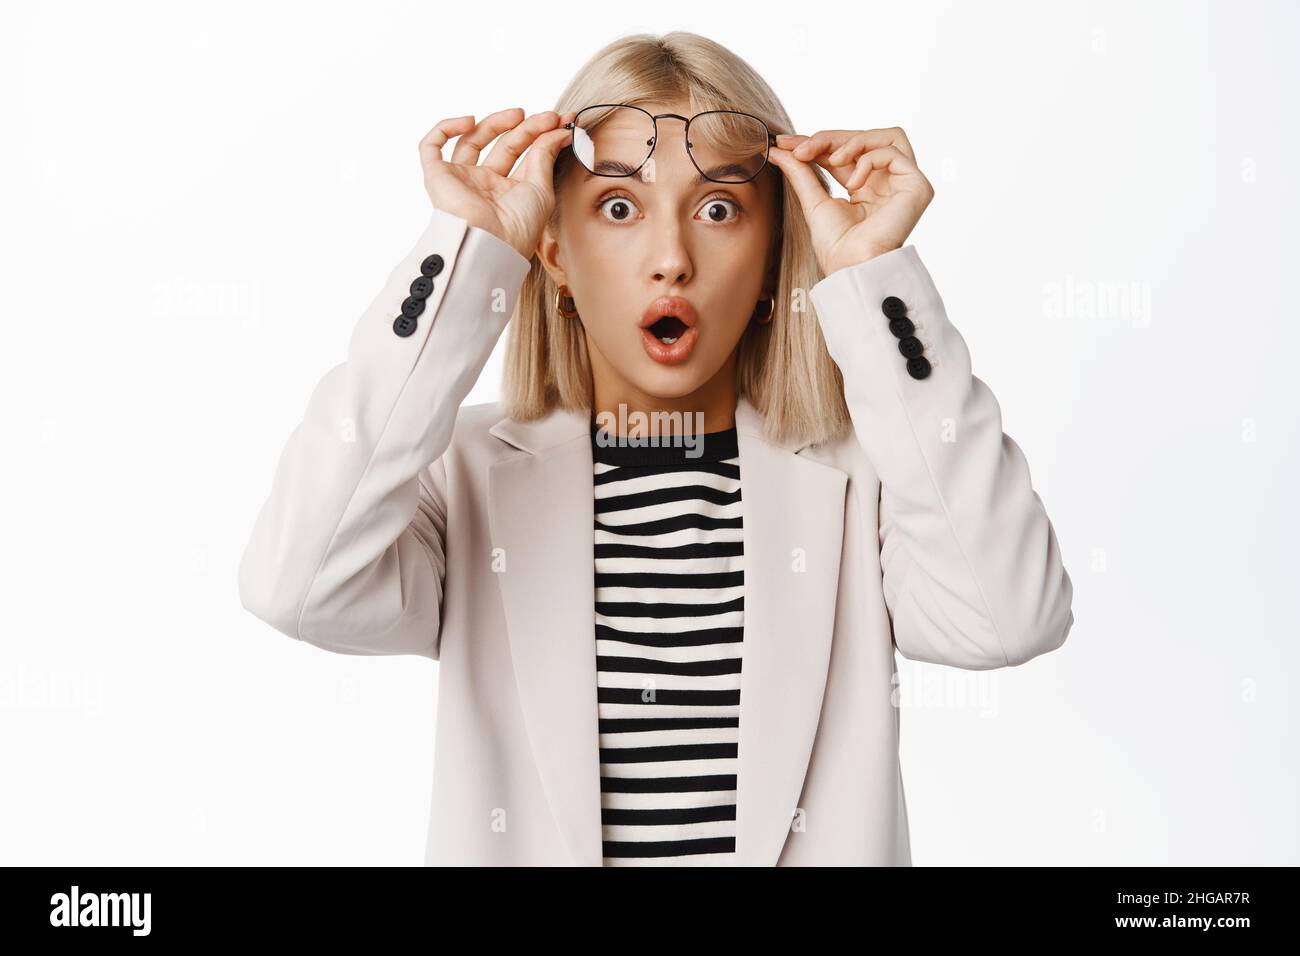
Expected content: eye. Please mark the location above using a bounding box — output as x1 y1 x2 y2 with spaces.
597 193 640 223
594 191 743 225
697 195 742 224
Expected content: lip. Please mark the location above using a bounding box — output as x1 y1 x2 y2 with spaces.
639 296 700 366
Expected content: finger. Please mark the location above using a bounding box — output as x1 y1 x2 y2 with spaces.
889 127 917 162
419 115 476 169
833 128 917 163
795 128 916 165
776 132 894 194
845 146 920 192
766 147 832 217
482 110 572 178
449 108 525 165
830 127 916 164
514 123 578 192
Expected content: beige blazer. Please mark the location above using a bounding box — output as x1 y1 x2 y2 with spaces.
238 206 1075 866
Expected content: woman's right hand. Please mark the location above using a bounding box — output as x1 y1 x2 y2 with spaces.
420 108 577 262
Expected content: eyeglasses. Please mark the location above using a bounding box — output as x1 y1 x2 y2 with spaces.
563 104 777 184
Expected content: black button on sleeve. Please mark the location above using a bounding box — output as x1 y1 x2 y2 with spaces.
898 336 924 359
888 317 915 339
394 255 441 336
400 295 426 319
881 296 907 320
906 356 931 379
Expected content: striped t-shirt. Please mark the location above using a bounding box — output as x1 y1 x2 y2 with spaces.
591 420 744 865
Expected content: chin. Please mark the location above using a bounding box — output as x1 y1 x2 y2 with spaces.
627 368 708 401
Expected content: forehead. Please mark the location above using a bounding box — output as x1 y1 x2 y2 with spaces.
579 101 689 151
575 101 769 189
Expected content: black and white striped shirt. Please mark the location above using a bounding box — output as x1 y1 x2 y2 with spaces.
591 421 744 865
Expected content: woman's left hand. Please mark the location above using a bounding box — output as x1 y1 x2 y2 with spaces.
769 127 934 277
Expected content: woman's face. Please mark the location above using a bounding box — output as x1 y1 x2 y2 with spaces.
537 101 781 411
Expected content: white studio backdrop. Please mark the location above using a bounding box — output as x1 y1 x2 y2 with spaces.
1 0 1296 865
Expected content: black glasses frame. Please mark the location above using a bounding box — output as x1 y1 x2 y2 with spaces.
563 104 778 184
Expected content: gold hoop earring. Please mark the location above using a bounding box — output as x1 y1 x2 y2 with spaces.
554 285 579 319
752 294 776 325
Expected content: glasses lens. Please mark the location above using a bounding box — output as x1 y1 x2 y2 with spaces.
572 105 654 177
687 111 771 183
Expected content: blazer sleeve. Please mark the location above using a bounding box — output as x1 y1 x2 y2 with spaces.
808 245 1074 669
237 206 532 658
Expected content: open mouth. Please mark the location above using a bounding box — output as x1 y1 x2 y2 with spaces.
647 314 689 344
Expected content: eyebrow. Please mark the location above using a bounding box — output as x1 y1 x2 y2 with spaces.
584 159 753 185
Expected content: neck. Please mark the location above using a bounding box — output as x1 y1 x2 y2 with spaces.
590 355 739 439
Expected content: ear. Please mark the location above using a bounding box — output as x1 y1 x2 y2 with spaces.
534 219 567 288
764 224 783 290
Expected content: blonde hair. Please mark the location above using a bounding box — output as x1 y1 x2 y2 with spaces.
502 31 851 448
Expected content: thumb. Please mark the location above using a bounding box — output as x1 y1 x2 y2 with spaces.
517 124 573 196
769 148 831 218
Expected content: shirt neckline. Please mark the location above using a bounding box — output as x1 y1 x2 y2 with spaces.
590 419 739 466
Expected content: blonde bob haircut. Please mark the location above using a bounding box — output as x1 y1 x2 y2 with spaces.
502 30 852 448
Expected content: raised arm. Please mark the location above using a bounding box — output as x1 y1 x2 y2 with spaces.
237 109 574 657
809 246 1074 669
237 207 530 656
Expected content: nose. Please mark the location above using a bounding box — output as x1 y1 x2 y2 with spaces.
649 222 692 288
650 251 691 287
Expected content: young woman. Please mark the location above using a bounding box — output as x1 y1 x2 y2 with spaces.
238 31 1074 866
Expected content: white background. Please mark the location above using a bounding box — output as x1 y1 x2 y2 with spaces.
2 0 1296 865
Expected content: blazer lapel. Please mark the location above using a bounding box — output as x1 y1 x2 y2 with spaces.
488 405 603 866
731 396 848 865
486 395 847 867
